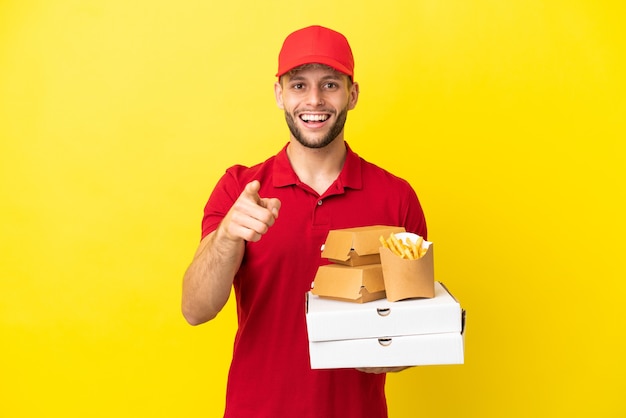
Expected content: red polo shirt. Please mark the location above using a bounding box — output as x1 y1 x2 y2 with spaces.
201 142 427 418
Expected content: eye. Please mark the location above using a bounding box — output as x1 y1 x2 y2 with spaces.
323 82 338 89
291 83 305 90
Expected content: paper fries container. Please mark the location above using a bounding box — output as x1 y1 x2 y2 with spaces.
321 225 405 266
311 264 386 303
380 242 435 302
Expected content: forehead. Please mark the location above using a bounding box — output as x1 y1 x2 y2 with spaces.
283 64 349 82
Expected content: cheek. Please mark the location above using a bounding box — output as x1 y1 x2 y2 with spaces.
281 97 299 113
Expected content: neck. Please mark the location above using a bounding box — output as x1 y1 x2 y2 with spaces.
286 138 347 195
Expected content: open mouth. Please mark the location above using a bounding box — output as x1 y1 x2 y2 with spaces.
299 113 330 124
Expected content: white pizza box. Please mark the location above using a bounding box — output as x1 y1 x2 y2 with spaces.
308 331 465 369
306 281 462 342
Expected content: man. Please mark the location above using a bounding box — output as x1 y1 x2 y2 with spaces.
182 25 427 418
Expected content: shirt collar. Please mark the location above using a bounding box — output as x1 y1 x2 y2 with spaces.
273 141 363 190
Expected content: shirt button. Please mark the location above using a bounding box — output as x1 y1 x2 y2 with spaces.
317 199 323 206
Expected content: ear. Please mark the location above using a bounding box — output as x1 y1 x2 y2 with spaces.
348 81 359 110
274 81 285 110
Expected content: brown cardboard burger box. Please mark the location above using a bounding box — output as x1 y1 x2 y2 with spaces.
306 281 466 369
312 225 405 303
321 225 405 266
380 232 435 302
311 263 385 303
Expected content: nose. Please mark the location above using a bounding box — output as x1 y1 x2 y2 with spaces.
306 86 324 106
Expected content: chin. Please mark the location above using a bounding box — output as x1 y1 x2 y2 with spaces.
294 135 337 149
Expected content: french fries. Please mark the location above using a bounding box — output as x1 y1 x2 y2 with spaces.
379 233 428 260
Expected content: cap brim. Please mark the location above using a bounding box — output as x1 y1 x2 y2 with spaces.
276 55 353 78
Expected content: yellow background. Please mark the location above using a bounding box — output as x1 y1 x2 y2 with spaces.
1 1 624 417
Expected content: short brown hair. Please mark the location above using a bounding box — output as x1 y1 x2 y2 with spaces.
279 63 353 86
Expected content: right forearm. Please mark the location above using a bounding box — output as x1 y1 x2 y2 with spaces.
182 180 280 325
181 228 245 325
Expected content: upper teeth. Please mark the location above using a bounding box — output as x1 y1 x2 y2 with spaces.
301 114 329 122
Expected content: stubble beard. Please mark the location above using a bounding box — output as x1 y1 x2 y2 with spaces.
284 105 349 149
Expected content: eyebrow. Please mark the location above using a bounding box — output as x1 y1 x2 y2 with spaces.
288 74 343 83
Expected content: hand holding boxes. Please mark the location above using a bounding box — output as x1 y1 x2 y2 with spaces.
306 226 465 369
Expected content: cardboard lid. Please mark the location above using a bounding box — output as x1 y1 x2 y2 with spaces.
321 225 405 261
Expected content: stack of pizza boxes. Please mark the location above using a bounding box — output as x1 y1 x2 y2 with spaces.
307 225 466 369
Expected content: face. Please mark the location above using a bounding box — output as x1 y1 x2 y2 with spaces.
275 65 359 149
